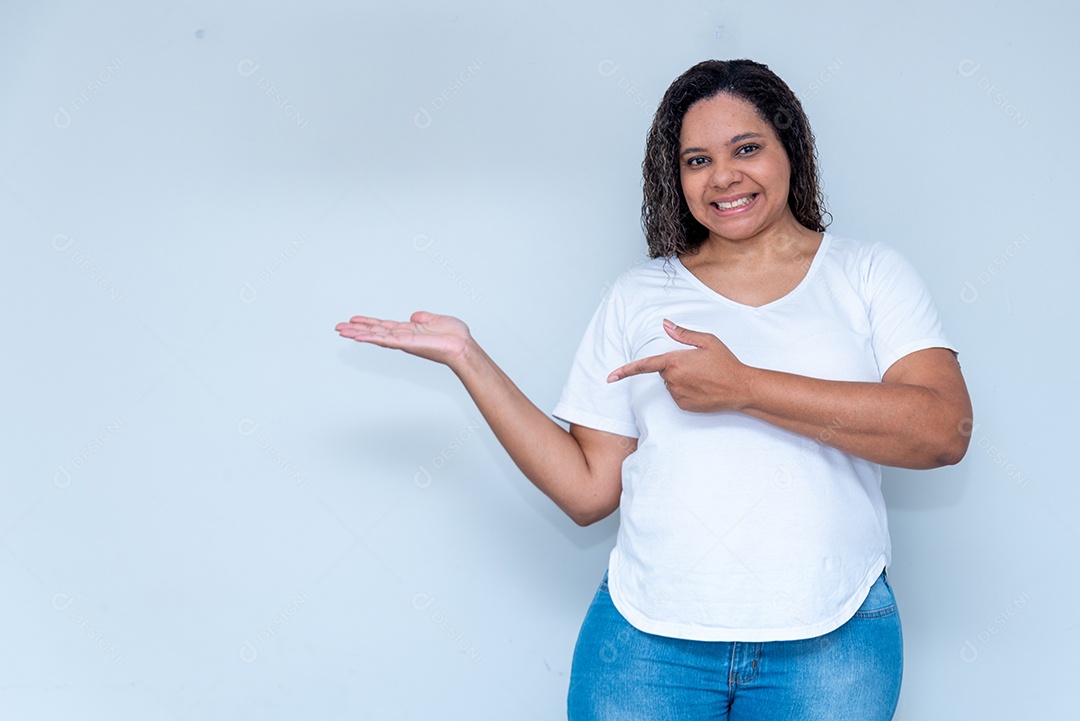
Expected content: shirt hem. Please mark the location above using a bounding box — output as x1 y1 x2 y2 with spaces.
879 338 957 377
551 403 640 439
607 557 889 642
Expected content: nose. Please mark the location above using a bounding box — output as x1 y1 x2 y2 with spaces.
708 159 740 189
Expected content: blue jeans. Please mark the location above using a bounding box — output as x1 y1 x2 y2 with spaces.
568 571 902 720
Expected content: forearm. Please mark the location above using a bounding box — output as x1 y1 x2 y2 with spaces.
449 339 610 523
742 367 970 469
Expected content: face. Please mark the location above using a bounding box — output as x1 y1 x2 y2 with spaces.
678 93 796 246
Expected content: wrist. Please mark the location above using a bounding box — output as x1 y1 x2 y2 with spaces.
737 364 764 412
450 336 487 379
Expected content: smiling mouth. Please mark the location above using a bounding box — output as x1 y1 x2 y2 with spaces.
712 194 757 210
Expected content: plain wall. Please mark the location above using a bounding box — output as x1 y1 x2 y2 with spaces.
2 0 1076 718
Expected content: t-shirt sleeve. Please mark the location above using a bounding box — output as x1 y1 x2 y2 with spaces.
552 283 640 439
863 241 956 376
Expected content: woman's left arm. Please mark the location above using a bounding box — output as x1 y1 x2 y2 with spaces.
608 319 973 470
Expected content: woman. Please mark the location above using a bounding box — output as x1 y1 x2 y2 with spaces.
336 59 971 720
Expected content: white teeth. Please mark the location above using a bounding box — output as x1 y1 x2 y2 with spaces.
714 195 754 210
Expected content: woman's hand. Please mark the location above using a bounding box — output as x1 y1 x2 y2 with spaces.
607 319 750 412
335 310 631 524
335 311 472 368
608 319 972 469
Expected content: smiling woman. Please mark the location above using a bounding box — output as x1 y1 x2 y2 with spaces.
336 59 971 721
673 92 825 307
679 96 798 240
643 59 828 260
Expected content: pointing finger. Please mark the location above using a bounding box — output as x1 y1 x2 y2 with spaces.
608 354 668 383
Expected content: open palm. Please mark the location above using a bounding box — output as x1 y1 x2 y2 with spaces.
335 311 471 366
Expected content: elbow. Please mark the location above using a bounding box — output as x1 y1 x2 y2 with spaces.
944 432 972 466
568 508 609 527
896 425 971 470
932 393 974 468
570 512 600 527
560 474 621 526
567 500 619 527
927 423 973 468
933 441 969 467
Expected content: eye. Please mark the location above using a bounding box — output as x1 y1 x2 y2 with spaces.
736 143 761 155
685 156 708 167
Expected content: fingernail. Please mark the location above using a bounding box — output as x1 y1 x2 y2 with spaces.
663 318 675 330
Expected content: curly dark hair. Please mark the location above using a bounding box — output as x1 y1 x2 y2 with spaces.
642 59 829 258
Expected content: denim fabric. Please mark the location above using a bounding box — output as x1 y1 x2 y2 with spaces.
568 571 902 720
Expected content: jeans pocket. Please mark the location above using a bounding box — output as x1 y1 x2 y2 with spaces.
851 570 897 619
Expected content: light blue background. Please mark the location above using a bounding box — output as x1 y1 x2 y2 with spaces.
2 1 1074 718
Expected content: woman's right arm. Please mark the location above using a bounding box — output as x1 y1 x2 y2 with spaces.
335 311 634 526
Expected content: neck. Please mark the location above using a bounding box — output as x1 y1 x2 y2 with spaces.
687 216 821 267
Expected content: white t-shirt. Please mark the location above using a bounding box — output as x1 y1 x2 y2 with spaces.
553 233 954 642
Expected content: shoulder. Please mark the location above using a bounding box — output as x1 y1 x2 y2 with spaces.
821 233 894 264
820 233 922 285
606 254 678 295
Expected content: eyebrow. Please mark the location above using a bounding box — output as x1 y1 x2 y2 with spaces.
681 132 766 155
